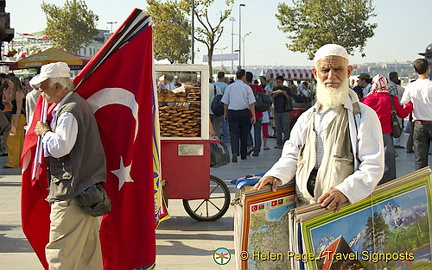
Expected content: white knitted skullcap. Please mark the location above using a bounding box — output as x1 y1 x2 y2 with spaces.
313 44 349 63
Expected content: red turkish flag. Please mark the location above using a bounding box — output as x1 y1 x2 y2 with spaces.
20 9 158 270
74 10 157 269
20 96 50 270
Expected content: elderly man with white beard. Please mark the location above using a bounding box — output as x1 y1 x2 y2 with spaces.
254 44 384 212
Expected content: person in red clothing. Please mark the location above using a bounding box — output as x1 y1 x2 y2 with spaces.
362 74 413 184
246 71 265 156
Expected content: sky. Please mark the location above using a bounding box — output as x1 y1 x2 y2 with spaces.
6 0 432 68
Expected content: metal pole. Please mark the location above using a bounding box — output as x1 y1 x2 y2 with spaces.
238 4 245 69
230 17 235 72
107 22 117 33
191 0 195 64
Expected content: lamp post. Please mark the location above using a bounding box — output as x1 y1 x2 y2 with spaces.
107 21 117 33
215 46 228 69
233 32 251 69
238 3 245 70
229 17 235 72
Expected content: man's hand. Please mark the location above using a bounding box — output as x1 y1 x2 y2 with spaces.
317 188 348 212
35 121 50 136
9 125 16 136
252 176 281 192
250 115 256 125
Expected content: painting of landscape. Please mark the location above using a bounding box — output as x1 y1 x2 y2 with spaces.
305 185 431 270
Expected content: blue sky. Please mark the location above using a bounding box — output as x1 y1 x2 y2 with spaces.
7 0 432 66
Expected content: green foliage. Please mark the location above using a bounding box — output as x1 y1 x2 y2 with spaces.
41 0 99 53
179 0 234 74
147 0 191 64
387 215 430 253
362 212 390 269
276 0 377 60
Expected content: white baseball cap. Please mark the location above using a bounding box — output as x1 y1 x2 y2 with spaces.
313 44 349 63
30 62 71 86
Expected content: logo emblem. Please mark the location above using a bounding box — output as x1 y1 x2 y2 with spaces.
213 247 231 265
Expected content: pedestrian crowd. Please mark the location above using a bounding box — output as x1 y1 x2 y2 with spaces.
211 70 311 161
0 73 40 168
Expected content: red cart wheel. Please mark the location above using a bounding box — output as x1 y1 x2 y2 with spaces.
182 175 230 221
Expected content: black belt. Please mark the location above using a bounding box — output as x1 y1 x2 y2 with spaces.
307 168 318 197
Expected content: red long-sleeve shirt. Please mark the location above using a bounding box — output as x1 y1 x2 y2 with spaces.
362 93 413 134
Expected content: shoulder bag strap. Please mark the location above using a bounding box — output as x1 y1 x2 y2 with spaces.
390 95 396 115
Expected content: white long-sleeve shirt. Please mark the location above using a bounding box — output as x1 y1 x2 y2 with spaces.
42 92 78 158
401 78 432 121
264 89 384 204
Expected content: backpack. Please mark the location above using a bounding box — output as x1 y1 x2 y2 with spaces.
253 85 272 112
211 85 224 117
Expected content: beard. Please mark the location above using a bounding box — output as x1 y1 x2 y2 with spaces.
316 78 350 109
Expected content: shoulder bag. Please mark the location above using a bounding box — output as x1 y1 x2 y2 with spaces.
76 182 111 217
390 95 402 138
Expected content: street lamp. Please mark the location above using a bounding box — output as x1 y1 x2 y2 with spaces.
233 32 251 68
229 17 235 72
238 3 245 70
107 21 117 33
215 46 228 69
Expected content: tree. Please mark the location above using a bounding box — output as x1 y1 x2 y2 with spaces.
276 0 377 60
180 0 234 75
41 0 99 53
362 212 390 269
147 0 191 64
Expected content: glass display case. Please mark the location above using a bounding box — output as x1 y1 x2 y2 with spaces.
155 64 209 140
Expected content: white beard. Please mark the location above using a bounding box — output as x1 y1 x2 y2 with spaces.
316 78 350 109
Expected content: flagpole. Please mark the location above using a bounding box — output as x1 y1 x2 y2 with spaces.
31 99 48 180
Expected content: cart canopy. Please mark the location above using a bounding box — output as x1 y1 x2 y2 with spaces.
9 47 90 70
266 68 314 81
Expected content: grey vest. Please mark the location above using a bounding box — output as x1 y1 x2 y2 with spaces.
47 92 106 202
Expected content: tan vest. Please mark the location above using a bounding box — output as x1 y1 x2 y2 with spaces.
295 105 354 206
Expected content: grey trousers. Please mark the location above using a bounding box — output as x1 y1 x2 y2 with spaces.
379 133 396 185
413 121 432 170
274 112 290 147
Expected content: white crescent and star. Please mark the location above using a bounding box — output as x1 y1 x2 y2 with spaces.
87 88 139 191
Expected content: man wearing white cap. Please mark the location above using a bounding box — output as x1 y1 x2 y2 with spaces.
254 44 384 212
32 62 106 269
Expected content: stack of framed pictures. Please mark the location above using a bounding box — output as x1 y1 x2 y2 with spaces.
233 184 296 269
233 168 431 270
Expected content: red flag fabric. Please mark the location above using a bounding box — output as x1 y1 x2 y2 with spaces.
74 10 156 269
20 96 50 270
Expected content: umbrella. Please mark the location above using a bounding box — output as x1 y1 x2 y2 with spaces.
9 47 90 70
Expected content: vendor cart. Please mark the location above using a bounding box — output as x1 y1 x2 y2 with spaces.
156 64 230 221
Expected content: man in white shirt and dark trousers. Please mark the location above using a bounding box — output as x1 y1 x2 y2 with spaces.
221 69 256 162
401 58 432 170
